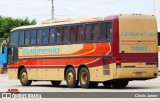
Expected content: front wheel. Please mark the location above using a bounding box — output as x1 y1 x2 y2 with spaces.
19 68 32 86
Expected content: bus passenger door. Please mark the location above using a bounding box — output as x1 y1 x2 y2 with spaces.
7 45 18 79
8 46 18 64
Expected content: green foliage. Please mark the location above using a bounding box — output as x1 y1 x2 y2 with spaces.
0 16 36 38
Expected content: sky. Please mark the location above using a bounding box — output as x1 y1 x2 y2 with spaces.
0 0 159 30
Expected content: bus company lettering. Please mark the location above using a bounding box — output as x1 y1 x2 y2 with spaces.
23 47 60 55
121 32 156 36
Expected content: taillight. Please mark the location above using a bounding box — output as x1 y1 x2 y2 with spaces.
115 58 121 68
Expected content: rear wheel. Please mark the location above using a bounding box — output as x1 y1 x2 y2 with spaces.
112 80 129 88
79 67 97 88
66 68 78 88
51 81 62 86
19 68 32 86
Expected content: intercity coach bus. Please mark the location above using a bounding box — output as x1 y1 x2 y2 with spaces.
8 14 158 88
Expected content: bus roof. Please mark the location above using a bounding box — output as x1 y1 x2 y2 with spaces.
10 14 155 32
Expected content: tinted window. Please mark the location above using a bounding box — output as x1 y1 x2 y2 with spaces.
10 31 19 45
50 27 57 44
70 26 76 42
63 26 70 43
93 23 100 41
37 29 42 45
100 22 107 40
31 29 36 45
19 31 24 45
8 48 13 64
106 22 112 41
8 47 18 63
77 25 83 42
25 30 30 45
13 47 18 62
43 28 49 44
56 27 63 43
85 24 92 41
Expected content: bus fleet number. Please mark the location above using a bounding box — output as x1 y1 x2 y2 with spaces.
130 46 149 51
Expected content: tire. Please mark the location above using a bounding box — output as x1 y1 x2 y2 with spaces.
79 67 94 88
51 81 62 86
102 81 112 87
19 68 32 86
112 80 129 88
66 68 79 88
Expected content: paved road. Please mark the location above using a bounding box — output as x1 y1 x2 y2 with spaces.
0 74 160 101
0 74 160 92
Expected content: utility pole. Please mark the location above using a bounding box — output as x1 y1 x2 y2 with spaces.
51 0 54 19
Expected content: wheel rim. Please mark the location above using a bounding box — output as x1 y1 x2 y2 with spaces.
21 72 27 83
67 72 73 84
81 72 87 84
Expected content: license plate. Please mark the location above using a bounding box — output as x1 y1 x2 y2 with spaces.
135 72 143 76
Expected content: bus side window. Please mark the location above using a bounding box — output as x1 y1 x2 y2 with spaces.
93 23 100 41
19 30 24 46
77 25 83 42
43 28 49 44
37 29 42 45
70 26 76 42
10 31 19 46
63 26 70 43
99 22 107 41
13 47 18 62
56 27 63 44
85 24 92 41
10 32 14 44
30 29 36 45
25 30 30 45
50 27 57 44
106 22 112 41
8 47 18 63
8 48 13 64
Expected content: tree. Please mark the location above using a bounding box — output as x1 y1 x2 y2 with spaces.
0 16 36 38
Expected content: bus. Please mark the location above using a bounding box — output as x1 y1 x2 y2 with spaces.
8 14 158 88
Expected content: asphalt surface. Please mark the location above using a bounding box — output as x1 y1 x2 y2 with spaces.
0 74 160 101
